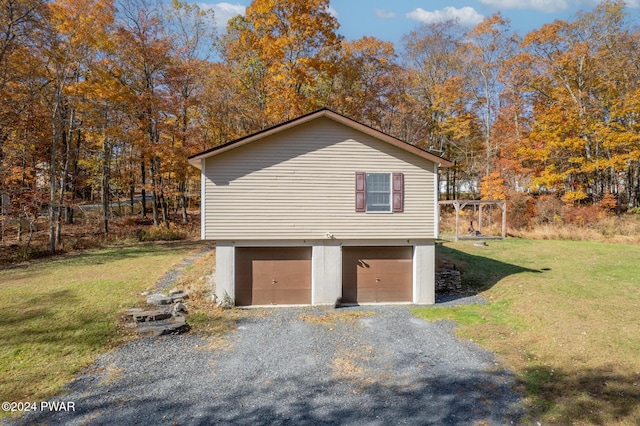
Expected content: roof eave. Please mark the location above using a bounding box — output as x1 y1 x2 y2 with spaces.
322 110 453 167
188 108 453 167
187 109 328 164
188 157 202 170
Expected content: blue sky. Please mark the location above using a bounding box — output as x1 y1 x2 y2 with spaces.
202 1 640 47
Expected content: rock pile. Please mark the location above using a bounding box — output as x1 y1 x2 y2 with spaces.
124 289 190 337
435 269 462 293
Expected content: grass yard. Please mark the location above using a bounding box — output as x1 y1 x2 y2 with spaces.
0 241 205 415
414 239 640 425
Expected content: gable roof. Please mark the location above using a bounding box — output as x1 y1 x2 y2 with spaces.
188 108 453 169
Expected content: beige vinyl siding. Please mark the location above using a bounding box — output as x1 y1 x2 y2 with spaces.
203 117 436 240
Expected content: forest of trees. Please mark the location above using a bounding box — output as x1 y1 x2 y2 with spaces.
1 0 640 252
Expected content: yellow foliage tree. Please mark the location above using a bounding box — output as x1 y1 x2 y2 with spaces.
329 36 399 127
518 1 638 205
224 0 342 124
480 172 507 200
43 0 116 249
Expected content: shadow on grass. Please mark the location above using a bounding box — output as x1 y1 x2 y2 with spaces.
0 288 127 402
436 242 543 301
523 365 640 424
0 288 127 351
0 290 78 328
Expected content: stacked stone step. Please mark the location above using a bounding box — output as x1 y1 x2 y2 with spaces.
124 290 190 337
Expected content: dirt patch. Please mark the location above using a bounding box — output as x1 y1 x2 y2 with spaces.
299 310 375 326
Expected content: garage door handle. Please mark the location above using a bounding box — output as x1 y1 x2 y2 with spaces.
376 278 380 282
272 279 277 285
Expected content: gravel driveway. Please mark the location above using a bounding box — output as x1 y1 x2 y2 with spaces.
8 303 525 425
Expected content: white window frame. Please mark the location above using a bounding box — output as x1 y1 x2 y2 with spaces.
365 172 392 213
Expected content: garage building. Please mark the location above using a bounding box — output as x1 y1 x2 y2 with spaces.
188 109 451 306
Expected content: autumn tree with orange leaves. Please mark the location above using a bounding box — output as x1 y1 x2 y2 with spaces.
517 0 640 206
329 36 400 129
3 0 640 251
220 0 342 124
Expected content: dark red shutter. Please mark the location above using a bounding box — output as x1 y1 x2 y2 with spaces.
355 172 366 212
392 172 404 213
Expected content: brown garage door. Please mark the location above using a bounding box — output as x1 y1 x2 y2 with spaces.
235 247 312 306
342 246 413 303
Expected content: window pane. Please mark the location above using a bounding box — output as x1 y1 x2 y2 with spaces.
366 173 391 212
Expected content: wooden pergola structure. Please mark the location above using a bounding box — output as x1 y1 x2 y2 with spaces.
438 200 507 241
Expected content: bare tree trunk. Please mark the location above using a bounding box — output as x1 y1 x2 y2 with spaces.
150 162 159 227
627 166 633 210
482 71 492 177
67 118 82 224
140 159 147 218
55 107 74 243
49 111 59 253
452 161 458 200
179 106 189 224
26 218 34 250
160 192 168 226
179 180 188 223
128 145 135 215
445 168 450 201
151 190 159 226
635 162 640 208
101 136 110 234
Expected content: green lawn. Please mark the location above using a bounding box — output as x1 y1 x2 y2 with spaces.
413 239 640 425
2 238 638 425
0 242 202 411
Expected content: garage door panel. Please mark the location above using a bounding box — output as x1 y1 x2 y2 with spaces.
377 285 412 301
236 247 311 306
235 289 255 306
368 259 412 274
241 247 311 261
353 288 376 302
253 261 310 289
246 289 272 306
346 246 412 260
356 273 406 288
342 285 358 303
342 246 412 304
272 289 312 304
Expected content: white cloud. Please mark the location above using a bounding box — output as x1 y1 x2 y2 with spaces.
478 0 639 13
588 0 639 7
375 9 396 19
406 7 484 27
198 3 341 33
327 5 338 18
477 0 569 13
198 3 246 32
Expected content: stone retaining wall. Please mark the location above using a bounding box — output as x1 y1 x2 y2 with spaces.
435 269 462 293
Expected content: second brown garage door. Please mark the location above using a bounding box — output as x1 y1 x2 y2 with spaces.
235 247 311 306
342 246 413 303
